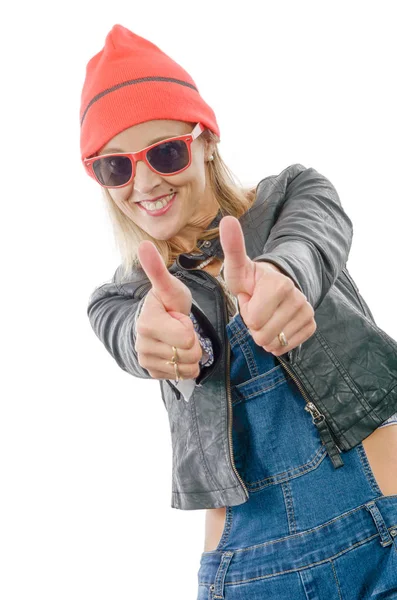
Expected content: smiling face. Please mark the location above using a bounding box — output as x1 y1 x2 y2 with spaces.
97 119 218 245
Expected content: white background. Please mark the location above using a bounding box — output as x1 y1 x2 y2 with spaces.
1 1 396 598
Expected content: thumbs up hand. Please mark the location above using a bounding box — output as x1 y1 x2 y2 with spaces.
134 240 204 381
219 216 317 356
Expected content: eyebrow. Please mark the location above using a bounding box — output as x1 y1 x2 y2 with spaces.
100 133 177 155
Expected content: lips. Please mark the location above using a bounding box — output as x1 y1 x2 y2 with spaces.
137 192 177 216
136 194 171 204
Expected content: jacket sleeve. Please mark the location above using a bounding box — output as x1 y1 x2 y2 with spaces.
87 271 215 385
253 165 354 310
87 275 152 379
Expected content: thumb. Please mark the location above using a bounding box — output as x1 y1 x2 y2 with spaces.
219 216 255 301
137 240 192 315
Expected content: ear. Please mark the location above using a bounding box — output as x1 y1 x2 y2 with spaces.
205 140 217 161
201 129 217 160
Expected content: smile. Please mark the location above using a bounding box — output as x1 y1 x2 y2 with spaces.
137 192 177 216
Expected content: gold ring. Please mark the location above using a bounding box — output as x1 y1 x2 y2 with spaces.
278 331 288 347
166 346 183 382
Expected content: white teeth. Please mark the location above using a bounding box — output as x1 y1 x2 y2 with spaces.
140 193 174 211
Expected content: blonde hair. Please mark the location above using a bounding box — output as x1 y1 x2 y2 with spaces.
101 127 257 282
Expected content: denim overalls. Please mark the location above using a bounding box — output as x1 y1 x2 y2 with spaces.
197 311 397 600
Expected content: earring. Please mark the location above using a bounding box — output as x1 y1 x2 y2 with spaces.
208 155 214 161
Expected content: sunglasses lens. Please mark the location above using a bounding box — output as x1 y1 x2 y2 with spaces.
147 140 189 174
93 156 132 187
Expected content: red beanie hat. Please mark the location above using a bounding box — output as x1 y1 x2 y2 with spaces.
80 24 220 161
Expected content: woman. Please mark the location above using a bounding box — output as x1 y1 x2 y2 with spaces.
81 24 397 598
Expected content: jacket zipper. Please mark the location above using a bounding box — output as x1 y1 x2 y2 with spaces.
133 281 151 298
274 355 339 444
207 274 250 497
177 268 249 498
275 354 344 466
224 301 249 498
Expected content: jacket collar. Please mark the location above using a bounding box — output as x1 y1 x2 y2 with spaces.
176 208 223 269
178 183 264 268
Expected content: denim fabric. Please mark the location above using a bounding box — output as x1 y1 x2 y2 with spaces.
197 312 397 599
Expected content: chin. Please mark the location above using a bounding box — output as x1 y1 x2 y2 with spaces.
149 229 179 242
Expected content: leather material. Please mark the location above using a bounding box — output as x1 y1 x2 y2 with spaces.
87 163 397 510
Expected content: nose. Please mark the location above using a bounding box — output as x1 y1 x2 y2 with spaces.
133 159 163 195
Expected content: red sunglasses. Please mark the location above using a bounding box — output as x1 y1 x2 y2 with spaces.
83 122 205 189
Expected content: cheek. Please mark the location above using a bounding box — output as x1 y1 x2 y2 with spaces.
109 189 134 218
189 159 207 191
170 163 206 193
109 185 132 204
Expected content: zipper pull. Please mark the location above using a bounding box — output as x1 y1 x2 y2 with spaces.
304 403 344 468
305 401 327 422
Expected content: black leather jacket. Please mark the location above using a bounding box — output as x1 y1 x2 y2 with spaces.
87 163 397 510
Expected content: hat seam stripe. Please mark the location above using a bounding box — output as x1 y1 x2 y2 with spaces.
80 76 198 126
